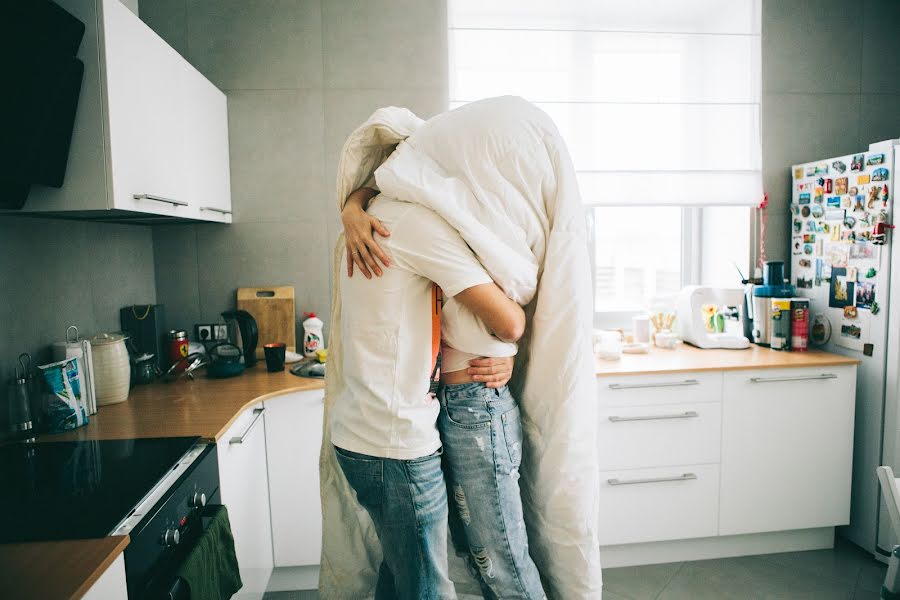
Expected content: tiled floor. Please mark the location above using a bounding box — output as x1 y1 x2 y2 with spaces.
263 537 888 599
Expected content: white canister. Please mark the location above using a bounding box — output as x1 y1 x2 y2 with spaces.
632 315 651 344
52 326 98 415
89 333 131 406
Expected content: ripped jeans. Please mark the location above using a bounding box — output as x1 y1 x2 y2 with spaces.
438 383 546 600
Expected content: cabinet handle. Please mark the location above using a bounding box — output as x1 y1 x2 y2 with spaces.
608 411 699 423
133 193 188 207
200 206 233 215
749 373 838 384
608 379 700 391
607 473 697 486
229 408 265 444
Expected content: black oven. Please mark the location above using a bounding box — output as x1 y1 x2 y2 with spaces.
122 443 221 600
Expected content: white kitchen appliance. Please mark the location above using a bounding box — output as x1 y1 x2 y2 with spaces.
675 286 751 349
789 139 898 558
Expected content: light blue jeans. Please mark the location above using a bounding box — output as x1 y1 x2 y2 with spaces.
334 445 457 600
438 383 547 600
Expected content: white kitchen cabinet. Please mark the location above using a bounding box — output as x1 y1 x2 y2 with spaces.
718 366 857 536
265 390 325 567
217 403 273 600
21 0 231 223
81 554 127 600
598 464 720 546
598 401 721 471
598 370 722 407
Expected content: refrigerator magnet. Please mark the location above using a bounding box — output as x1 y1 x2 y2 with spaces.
844 215 857 229
851 154 864 171
850 243 875 260
842 197 853 209
836 178 848 194
798 275 813 289
829 267 854 308
867 154 885 166
866 267 878 278
836 321 863 351
868 186 881 207
833 160 847 173
804 244 814 255
794 220 803 233
801 206 811 217
859 174 871 184
811 205 825 218
872 168 889 182
856 282 875 309
827 196 841 207
815 259 824 285
816 239 825 256
799 258 812 268
854 196 866 211
825 179 833 193
807 219 818 231
871 301 881 315
799 193 811 204
817 178 826 187
803 233 816 243
847 267 858 281
793 239 803 254
883 184 889 202
806 166 817 176
849 186 859 196
828 245 849 267
794 167 804 179
826 208 845 221
844 306 858 319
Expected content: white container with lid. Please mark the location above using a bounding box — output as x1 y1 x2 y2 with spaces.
89 332 131 406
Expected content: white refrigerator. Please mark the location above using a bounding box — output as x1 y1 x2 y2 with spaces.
790 139 898 557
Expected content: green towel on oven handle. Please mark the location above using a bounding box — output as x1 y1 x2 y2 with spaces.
175 504 243 600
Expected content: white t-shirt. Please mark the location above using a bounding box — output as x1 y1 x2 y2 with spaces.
331 196 494 460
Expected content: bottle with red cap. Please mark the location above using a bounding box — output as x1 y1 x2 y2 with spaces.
302 312 324 358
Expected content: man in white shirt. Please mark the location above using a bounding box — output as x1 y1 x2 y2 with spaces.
332 190 524 600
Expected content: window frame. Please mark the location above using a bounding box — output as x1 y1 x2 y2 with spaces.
590 206 700 330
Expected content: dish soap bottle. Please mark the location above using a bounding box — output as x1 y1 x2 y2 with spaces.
302 312 324 358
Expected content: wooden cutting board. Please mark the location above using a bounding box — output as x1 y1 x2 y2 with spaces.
237 286 296 359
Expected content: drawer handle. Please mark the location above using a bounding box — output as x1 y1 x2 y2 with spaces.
607 473 698 486
608 411 699 423
608 379 700 391
229 408 265 444
200 206 233 215
133 193 189 207
749 373 838 384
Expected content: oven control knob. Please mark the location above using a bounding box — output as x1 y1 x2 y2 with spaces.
190 492 207 508
162 528 180 547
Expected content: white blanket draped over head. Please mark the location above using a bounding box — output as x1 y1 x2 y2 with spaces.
319 96 602 599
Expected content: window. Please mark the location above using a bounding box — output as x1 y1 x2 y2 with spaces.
449 0 761 326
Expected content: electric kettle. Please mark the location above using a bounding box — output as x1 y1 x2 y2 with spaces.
221 310 258 366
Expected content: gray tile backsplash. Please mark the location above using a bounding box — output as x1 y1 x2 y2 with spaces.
0 217 156 382
227 89 327 224
184 0 324 91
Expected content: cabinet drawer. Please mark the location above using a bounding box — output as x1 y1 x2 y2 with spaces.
598 402 721 470
598 464 719 546
598 371 722 407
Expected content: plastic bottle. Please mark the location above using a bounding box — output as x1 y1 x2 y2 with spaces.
302 312 324 358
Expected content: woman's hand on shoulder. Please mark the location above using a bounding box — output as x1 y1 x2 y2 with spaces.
342 188 391 279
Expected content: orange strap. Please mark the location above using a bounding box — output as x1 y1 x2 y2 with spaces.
431 284 443 380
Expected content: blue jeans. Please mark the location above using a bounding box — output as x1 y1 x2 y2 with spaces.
438 383 546 600
334 445 457 600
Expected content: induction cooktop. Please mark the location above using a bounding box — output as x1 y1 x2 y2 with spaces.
0 436 200 543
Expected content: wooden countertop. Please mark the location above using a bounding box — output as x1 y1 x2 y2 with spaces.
43 364 325 443
0 536 129 600
596 344 859 377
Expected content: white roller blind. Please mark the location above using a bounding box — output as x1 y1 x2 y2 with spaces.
449 0 762 206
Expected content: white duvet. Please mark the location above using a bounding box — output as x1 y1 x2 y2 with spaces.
319 96 602 599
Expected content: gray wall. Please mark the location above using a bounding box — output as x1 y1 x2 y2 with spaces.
142 0 449 339
0 217 156 381
760 0 900 267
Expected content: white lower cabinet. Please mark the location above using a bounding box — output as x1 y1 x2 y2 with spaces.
598 363 857 553
82 554 127 600
265 390 326 567
217 402 273 600
598 464 720 546
718 366 857 536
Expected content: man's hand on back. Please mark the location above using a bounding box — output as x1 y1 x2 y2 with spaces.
466 356 514 389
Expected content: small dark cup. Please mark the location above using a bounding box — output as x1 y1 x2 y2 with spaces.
263 343 287 372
